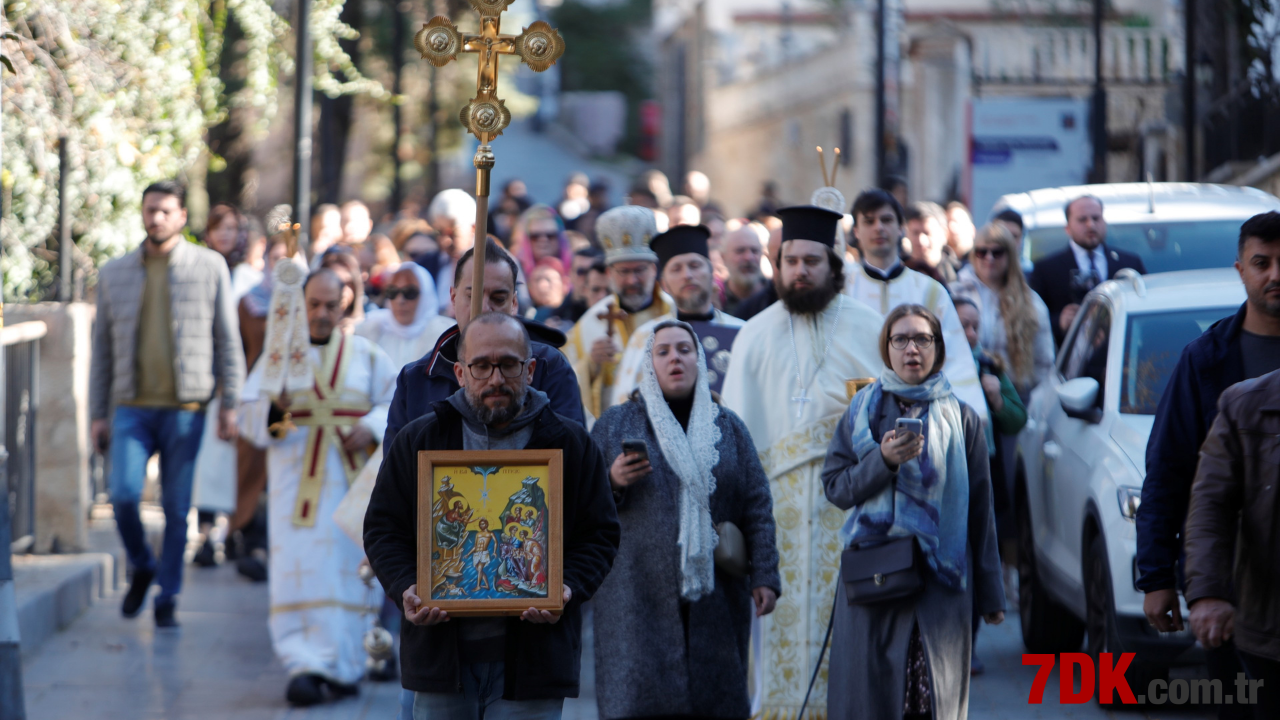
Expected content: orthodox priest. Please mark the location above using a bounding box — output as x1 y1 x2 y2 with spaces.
844 189 987 419
613 224 744 402
239 267 398 706
564 206 674 421
721 205 884 718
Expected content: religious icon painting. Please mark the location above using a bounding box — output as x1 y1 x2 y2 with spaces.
417 450 564 617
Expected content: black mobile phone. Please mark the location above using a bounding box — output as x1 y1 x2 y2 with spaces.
621 439 649 462
895 417 923 440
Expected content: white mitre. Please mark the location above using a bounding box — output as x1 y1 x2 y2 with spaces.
596 206 660 265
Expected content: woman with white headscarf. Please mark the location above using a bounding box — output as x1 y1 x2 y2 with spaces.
590 319 780 720
355 262 440 369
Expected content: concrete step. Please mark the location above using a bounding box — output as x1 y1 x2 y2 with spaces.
12 552 121 657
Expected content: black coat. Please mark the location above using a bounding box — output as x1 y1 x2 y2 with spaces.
1136 303 1246 593
1029 244 1146 345
363 399 620 698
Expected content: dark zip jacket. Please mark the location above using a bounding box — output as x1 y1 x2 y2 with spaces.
1136 303 1246 593
382 318 585 448
363 398 620 698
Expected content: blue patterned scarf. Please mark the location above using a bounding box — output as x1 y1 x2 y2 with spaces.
839 369 970 590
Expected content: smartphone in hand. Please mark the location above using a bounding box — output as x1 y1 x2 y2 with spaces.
621 439 649 462
895 417 923 440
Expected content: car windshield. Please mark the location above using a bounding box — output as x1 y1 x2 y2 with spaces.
1120 307 1236 415
1025 220 1244 273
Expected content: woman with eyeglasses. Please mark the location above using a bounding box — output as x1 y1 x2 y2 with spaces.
355 263 440 369
949 223 1054 397
511 204 574 286
821 304 1004 720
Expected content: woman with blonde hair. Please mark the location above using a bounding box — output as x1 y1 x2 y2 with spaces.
949 223 1053 395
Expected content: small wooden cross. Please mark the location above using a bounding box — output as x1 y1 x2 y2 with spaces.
597 304 629 340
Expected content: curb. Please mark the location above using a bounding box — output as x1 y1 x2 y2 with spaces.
13 553 120 656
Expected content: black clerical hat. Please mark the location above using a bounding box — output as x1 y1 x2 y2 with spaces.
778 205 842 248
651 224 711 272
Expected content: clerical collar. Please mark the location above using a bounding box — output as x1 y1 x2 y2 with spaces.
310 335 330 346
861 259 905 282
676 308 715 322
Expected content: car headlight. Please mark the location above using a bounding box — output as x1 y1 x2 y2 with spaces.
1117 487 1142 521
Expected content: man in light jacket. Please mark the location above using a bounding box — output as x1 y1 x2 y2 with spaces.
90 180 244 627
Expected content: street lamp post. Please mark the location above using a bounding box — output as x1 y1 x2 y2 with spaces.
1089 0 1108 184
293 0 314 253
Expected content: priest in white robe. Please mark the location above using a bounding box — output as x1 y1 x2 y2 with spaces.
564 206 673 422
239 268 398 706
613 224 744 403
721 206 885 718
845 189 987 421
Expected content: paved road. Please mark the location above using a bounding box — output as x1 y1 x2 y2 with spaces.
22 557 1216 719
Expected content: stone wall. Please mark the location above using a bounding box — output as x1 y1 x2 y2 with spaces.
6 303 94 553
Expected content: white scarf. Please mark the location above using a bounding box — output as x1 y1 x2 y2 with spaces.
638 321 721 601
362 262 439 340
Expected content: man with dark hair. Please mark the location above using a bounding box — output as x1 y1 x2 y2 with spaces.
721 205 884 716
903 200 958 284
1138 211 1280 720
384 237 584 447
883 174 909 208
364 311 620 718
547 247 606 328
845 190 987 420
1030 194 1146 345
91 179 244 628
992 208 1033 273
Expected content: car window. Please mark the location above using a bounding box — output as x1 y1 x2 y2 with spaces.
1025 220 1245 273
1120 307 1235 415
1060 299 1112 404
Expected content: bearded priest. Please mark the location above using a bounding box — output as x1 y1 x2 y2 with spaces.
239 268 398 707
563 206 674 422
612 224 744 403
721 205 884 718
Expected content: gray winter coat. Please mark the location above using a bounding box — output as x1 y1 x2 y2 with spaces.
90 240 244 420
591 396 781 720
820 391 1004 720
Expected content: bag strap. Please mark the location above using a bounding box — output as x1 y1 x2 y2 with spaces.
798 587 838 719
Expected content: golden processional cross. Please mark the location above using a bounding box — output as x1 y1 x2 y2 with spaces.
415 0 565 319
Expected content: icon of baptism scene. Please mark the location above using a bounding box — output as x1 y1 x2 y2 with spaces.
430 464 550 602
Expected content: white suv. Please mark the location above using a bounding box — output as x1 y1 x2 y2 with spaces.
1015 268 1245 694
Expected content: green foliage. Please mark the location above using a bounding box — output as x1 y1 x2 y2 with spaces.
0 0 388 302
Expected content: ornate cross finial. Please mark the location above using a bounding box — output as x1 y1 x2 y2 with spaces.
414 1 565 145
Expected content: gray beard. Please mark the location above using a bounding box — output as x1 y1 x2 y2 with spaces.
675 286 712 315
467 386 526 426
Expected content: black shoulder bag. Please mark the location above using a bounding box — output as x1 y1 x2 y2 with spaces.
839 481 924 605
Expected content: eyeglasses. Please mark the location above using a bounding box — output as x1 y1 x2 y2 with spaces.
973 247 1007 260
889 334 936 350
466 358 529 380
529 232 558 241
384 287 420 301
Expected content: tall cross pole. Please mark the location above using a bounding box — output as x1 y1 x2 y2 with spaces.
414 0 565 321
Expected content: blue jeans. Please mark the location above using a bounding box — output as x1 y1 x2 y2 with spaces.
109 405 205 607
413 663 563 720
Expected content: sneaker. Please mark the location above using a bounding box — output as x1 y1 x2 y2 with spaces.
154 601 179 628
236 556 267 583
193 537 217 567
121 568 154 618
286 674 324 707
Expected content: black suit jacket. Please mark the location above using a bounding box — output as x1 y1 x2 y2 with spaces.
1030 244 1146 346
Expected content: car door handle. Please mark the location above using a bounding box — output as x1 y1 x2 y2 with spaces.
1043 441 1062 460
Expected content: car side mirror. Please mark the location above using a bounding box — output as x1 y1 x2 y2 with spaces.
1057 377 1102 423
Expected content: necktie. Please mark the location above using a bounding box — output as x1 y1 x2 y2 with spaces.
1088 251 1101 286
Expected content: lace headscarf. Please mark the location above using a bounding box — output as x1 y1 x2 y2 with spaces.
638 320 722 601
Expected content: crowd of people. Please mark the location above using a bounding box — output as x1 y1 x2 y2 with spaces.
86 167 1280 720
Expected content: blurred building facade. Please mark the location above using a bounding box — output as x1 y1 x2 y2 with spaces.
654 0 1189 218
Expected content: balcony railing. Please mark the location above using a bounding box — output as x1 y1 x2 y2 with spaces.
972 25 1184 85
